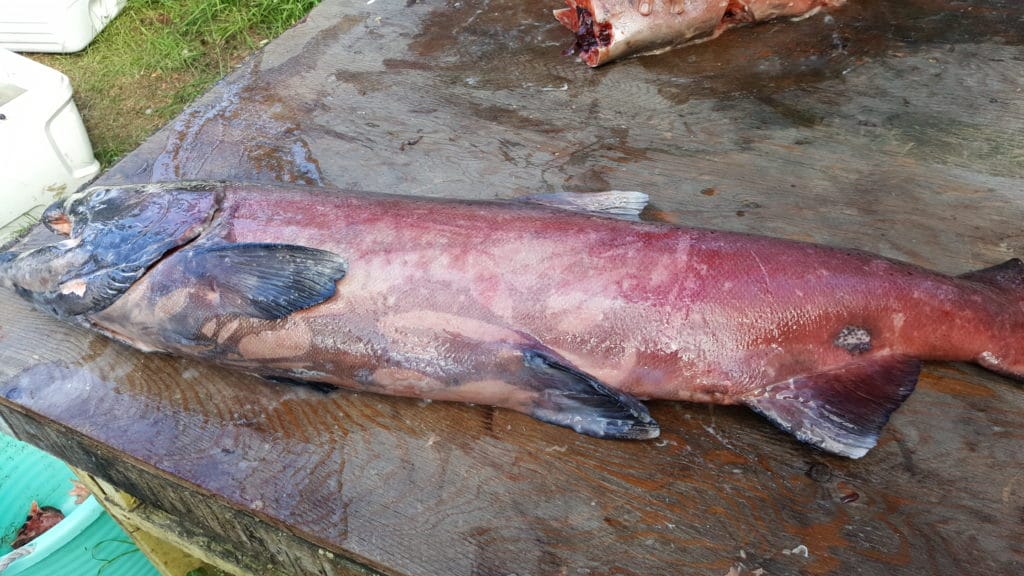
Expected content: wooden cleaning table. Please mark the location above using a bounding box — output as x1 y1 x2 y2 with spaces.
0 1 1022 574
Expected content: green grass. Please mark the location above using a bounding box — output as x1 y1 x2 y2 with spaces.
31 0 321 168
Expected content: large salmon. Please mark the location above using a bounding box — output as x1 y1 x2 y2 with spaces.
555 0 846 67
2 182 1021 458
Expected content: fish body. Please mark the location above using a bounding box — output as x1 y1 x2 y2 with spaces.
2 182 1022 458
555 0 846 66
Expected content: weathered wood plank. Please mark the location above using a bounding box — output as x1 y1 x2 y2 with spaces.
70 467 212 576
0 404 377 576
1 0 1023 574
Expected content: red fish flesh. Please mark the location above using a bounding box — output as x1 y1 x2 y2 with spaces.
555 0 847 66
12 501 64 549
2 182 1021 458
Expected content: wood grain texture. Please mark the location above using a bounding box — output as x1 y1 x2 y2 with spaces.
1 0 1023 574
69 467 212 576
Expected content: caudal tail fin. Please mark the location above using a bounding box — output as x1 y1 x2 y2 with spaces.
958 258 1024 380
958 258 1024 290
743 259 1024 459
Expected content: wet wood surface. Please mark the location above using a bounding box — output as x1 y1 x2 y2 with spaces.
2 0 1024 574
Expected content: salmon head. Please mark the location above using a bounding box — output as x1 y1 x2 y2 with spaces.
0 182 222 322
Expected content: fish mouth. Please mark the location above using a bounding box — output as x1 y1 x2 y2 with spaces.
554 1 612 67
43 210 72 236
40 187 94 237
1 182 224 318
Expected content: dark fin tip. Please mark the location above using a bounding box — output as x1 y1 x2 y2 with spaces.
522 349 660 440
746 356 921 459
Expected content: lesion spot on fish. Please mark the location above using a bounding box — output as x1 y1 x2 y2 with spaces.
218 318 241 343
834 325 871 355
58 278 88 297
200 319 218 339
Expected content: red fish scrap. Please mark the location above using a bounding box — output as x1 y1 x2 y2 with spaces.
555 0 847 66
12 501 65 549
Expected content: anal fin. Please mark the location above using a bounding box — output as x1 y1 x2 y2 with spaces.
367 322 659 440
744 356 921 458
521 349 659 440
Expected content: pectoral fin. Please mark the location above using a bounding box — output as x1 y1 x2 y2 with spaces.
521 348 659 440
745 356 921 458
180 243 347 319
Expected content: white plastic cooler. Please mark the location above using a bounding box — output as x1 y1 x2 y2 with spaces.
0 48 100 242
0 0 126 53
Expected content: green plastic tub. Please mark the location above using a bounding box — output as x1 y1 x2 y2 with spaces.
0 433 158 576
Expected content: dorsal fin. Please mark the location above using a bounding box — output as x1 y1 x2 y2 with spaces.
745 356 921 458
522 190 649 221
958 258 1024 290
